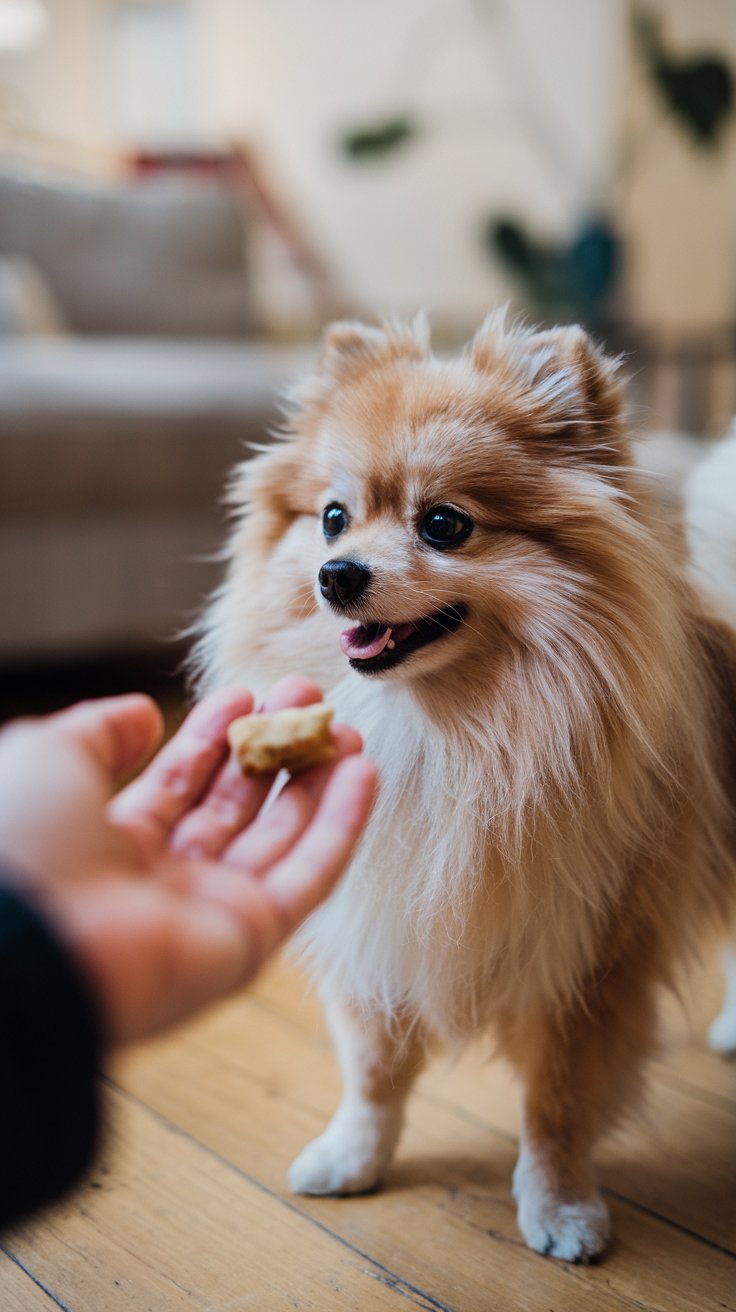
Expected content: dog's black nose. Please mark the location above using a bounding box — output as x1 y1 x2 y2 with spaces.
319 559 371 608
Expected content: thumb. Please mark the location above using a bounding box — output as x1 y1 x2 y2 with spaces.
52 695 165 784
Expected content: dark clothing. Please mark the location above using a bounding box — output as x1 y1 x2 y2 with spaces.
0 883 102 1228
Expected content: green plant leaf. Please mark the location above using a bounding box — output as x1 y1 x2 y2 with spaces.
340 116 417 160
486 217 620 324
635 7 734 148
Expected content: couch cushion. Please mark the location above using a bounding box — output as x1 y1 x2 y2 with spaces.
0 170 254 338
0 338 315 516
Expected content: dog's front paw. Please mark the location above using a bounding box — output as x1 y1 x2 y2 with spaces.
513 1155 610 1262
290 1129 386 1196
517 1190 610 1263
290 1107 400 1196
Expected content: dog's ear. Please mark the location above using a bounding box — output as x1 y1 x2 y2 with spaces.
320 315 430 381
470 315 626 465
520 324 622 430
320 321 388 372
287 316 431 423
227 440 332 554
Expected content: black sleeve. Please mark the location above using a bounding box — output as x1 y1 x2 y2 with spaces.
0 882 103 1229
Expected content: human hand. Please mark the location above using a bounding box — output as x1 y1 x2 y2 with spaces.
0 678 377 1046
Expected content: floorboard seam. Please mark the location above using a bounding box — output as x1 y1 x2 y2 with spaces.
106 1078 460 1312
653 1065 736 1116
0 1245 74 1311
601 1189 736 1261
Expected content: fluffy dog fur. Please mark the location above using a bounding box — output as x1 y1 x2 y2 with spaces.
194 313 736 1262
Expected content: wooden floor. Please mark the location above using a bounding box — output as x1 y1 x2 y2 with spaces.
3 951 735 1311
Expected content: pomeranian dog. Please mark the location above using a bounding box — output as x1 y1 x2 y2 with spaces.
195 313 736 1262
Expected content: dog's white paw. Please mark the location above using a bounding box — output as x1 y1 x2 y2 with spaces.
517 1190 611 1262
290 1109 399 1196
513 1154 610 1262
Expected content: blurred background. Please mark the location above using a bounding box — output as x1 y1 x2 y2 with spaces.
0 0 734 717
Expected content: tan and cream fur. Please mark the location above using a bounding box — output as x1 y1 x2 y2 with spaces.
195 313 736 1262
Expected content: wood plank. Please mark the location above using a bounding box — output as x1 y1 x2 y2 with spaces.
113 972 736 1312
5 1089 446 1312
0 1250 59 1311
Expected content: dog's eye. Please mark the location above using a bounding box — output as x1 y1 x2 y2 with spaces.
420 505 474 549
322 503 349 538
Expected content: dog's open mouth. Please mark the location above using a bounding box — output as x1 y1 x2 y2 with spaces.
339 604 467 674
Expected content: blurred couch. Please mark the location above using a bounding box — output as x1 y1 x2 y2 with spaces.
0 167 313 662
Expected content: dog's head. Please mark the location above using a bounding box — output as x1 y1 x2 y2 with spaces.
242 312 638 686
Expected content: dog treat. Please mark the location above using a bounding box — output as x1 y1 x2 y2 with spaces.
228 704 336 778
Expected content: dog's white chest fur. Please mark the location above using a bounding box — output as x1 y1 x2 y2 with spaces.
295 674 598 1041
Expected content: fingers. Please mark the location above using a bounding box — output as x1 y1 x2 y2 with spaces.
81 744 377 1043
108 688 253 857
53 695 164 783
157 754 377 1003
168 676 329 861
221 725 363 873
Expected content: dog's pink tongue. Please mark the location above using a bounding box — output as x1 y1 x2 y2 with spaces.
340 623 393 660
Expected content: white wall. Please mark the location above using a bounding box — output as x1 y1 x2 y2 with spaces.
193 0 625 328
0 0 112 165
0 0 733 336
0 0 624 331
